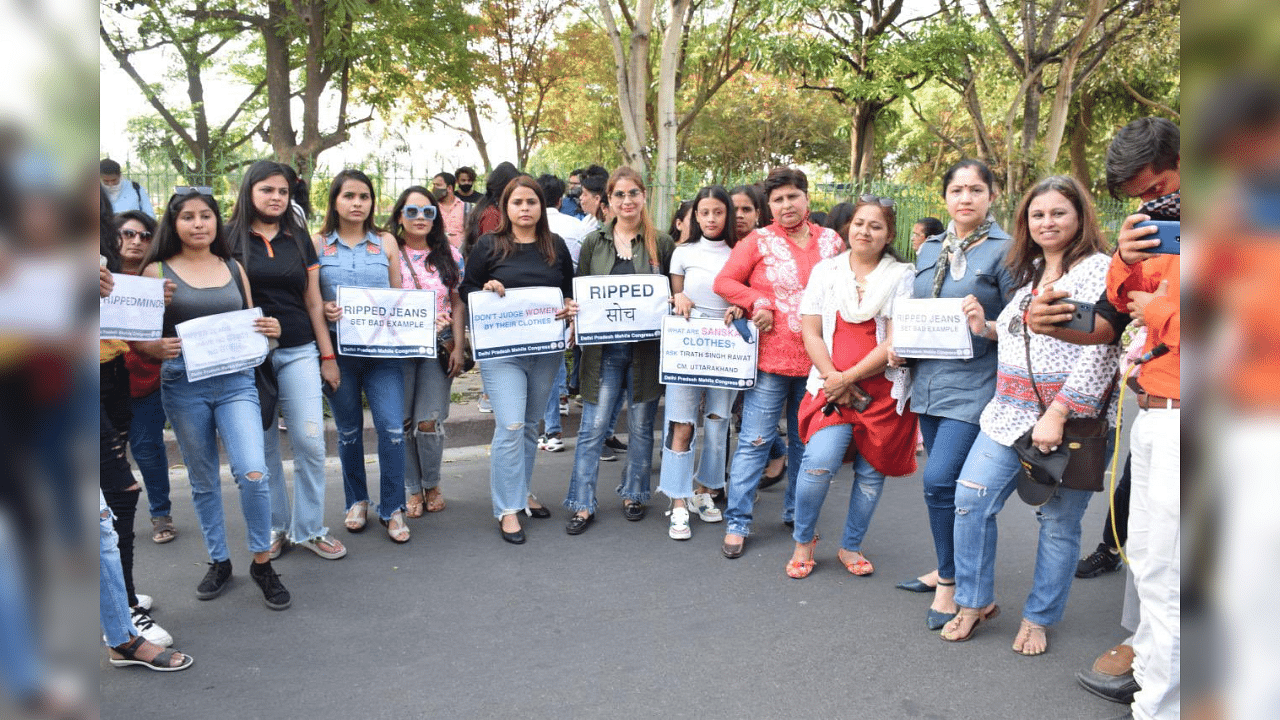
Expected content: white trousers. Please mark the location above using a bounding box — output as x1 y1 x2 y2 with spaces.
1128 406 1180 720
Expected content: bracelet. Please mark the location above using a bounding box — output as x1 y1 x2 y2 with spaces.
320 354 336 361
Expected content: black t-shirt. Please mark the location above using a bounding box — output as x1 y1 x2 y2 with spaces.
1093 291 1130 339
456 191 482 204
243 229 319 348
459 233 575 303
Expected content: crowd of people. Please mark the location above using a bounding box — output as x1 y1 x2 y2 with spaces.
99 118 1179 720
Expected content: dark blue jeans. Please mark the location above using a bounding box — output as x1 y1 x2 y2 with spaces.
917 414 981 580
329 353 406 521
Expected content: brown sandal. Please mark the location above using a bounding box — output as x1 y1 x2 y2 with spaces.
424 486 446 512
940 605 1000 642
151 516 176 544
405 492 425 519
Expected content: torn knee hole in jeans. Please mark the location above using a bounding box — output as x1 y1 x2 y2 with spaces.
750 436 768 447
506 422 524 431
338 428 360 445
243 471 265 483
706 413 723 421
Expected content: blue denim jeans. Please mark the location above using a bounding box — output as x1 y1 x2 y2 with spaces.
480 352 562 518
329 351 406 521
541 357 567 436
403 355 453 495
564 344 658 513
657 383 736 499
265 342 331 542
917 414 982 579
723 371 806 536
791 424 886 551
952 431 1093 625
161 357 271 561
100 491 136 648
128 390 170 518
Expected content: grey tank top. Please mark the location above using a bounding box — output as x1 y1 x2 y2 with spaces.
161 259 247 337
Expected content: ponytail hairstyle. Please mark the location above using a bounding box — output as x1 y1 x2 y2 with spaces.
605 166 657 268
389 185 460 290
685 185 739 248
492 175 557 266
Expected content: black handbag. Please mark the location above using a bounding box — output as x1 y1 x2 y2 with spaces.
1016 326 1116 499
226 256 280 430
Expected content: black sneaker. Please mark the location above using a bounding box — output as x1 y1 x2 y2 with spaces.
249 560 292 610
1076 543 1122 578
195 559 232 600
604 435 628 452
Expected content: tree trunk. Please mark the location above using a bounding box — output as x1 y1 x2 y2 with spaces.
597 0 652 174
1069 89 1093 186
1041 0 1105 172
465 100 492 174
653 0 692 228
262 0 295 163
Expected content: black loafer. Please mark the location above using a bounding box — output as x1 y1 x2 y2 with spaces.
896 578 936 593
721 536 745 559
525 505 551 519
499 520 525 545
623 502 646 521
1075 669 1140 705
566 514 593 535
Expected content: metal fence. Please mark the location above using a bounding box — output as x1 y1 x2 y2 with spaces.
113 158 1134 261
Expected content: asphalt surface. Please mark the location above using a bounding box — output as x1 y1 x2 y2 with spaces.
104 401 1134 720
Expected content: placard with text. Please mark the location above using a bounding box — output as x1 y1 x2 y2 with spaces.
573 275 671 345
100 273 166 340
336 286 437 358
468 286 566 359
659 315 757 389
891 297 974 359
176 308 269 382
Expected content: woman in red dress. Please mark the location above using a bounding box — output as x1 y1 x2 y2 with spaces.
785 196 918 579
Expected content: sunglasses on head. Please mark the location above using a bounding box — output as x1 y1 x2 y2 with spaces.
119 228 153 241
402 204 437 221
175 185 214 196
859 194 896 208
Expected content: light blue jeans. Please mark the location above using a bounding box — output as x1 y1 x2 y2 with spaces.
1 510 41 697
541 357 566 436
129 390 171 518
161 357 272 560
952 431 1093 626
100 491 136 647
403 355 453 495
563 344 658 513
265 342 331 543
330 350 406 521
791 424 886 551
723 370 806 536
480 352 562 518
656 383 736 499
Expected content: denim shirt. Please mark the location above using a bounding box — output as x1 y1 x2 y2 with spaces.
909 222 1017 425
318 230 391 329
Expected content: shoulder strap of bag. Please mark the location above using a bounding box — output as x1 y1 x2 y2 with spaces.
402 246 424 289
227 258 248 309
1023 327 1118 420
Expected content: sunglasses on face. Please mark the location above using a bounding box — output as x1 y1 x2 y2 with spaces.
401 204 437 221
611 188 643 201
119 228 153 242
859 194 896 208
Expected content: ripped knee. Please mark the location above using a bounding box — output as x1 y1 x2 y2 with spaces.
338 427 360 446
749 436 768 447
706 413 724 421
506 421 524 431
244 471 265 483
418 420 436 433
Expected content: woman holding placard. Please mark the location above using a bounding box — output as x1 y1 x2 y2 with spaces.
890 159 1017 631
460 175 577 544
389 186 465 518
136 188 291 610
563 167 674 535
713 167 845 559
784 196 916 578
656 185 740 540
226 160 346 561
314 169 411 544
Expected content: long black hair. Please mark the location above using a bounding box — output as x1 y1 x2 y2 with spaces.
728 184 771 228
225 159 312 268
100 186 122 272
319 169 377 237
685 185 739 248
668 200 693 242
141 190 231 267
463 161 520 255
389 185 459 290
492 175 558 266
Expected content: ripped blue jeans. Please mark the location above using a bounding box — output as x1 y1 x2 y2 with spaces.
329 352 406 522
790 423 885 551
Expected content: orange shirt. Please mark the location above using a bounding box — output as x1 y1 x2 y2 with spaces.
1198 235 1280 411
1106 253 1178 399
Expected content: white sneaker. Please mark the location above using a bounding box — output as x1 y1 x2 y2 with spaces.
134 593 153 612
689 493 723 523
540 432 565 452
130 607 173 647
478 395 493 413
668 506 692 540
559 396 569 415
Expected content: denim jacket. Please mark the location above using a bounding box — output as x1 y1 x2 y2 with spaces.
317 230 391 329
909 222 1017 425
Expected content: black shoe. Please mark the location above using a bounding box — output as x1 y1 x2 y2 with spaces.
195 559 232 600
759 464 787 490
1075 669 1140 705
566 514 593 535
783 519 794 529
525 505 551 519
249 560 291 610
1076 543 1122 578
721 536 745 559
623 502 646 521
499 518 526 544
604 435 628 452
895 578 936 593
599 445 617 462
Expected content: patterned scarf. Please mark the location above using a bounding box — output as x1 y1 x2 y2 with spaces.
931 217 993 297
1139 191 1179 220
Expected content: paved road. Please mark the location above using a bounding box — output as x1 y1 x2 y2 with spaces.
103 434 1131 720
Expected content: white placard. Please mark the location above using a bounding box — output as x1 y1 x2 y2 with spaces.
659 315 758 389
468 287 566 359
892 297 974 359
336 286 437 358
0 256 78 336
573 275 671 344
176 308 269 382
100 274 166 340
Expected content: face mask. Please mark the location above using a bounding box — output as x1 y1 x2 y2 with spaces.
432 188 448 201
457 183 473 194
102 181 122 202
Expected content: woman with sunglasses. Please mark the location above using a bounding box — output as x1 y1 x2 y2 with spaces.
939 176 1118 653
389 187 465 518
563 167 674 534
460 176 577 544
224 160 346 562
784 195 916 578
714 167 845 558
135 189 291 610
890 159 1018 631
315 169 412 544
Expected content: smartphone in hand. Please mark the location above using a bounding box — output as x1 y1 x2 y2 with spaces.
1054 299 1096 333
1133 220 1179 255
